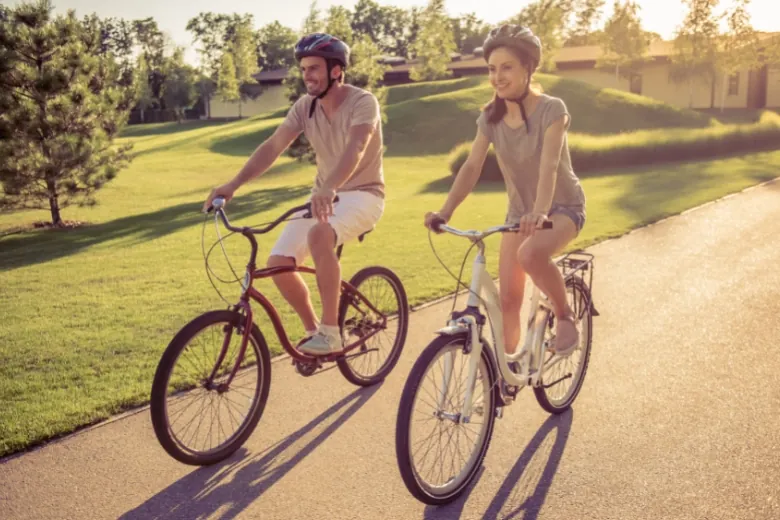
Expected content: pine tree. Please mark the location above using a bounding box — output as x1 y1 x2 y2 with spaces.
0 0 137 226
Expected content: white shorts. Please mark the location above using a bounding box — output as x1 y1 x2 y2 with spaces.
269 190 385 265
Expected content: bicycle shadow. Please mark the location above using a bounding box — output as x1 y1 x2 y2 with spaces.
419 410 572 520
483 409 574 520
421 466 487 519
120 384 381 520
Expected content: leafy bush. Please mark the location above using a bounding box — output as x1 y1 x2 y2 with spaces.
448 111 780 180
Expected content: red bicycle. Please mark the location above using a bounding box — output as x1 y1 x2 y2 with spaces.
150 196 409 465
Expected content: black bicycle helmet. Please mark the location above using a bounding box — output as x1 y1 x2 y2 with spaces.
294 33 351 116
482 24 542 130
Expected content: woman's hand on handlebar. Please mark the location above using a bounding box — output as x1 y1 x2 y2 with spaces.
424 210 450 233
203 182 238 213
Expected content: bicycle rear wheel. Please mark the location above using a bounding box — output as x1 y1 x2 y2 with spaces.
395 335 497 505
150 310 271 465
534 276 593 414
337 266 408 387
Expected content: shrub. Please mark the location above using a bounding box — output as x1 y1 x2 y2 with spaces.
448 110 780 180
447 142 503 182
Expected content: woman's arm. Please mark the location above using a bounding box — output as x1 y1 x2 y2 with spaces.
438 129 492 221
532 114 569 215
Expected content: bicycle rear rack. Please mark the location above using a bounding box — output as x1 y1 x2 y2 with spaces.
555 250 599 317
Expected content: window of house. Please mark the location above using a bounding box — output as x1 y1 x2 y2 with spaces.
728 73 739 96
630 73 642 94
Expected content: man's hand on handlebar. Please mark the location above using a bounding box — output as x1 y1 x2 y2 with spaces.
203 182 238 213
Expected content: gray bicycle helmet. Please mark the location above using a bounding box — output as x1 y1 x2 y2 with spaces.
482 24 542 69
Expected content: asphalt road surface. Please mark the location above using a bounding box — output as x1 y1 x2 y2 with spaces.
2 179 779 520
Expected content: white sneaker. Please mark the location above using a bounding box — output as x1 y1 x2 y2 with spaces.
298 330 343 356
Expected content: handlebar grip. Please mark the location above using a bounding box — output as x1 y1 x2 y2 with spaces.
430 215 446 233
207 196 226 213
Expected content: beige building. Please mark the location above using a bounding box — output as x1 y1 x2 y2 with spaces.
209 35 780 118
382 36 779 110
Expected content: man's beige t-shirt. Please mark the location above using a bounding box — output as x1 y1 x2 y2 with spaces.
280 84 385 198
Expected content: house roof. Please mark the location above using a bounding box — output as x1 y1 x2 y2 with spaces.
251 32 780 83
252 68 289 83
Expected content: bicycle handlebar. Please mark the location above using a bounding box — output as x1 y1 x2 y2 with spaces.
431 217 553 241
207 195 340 236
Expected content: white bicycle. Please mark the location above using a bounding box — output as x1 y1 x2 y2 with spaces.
395 219 599 505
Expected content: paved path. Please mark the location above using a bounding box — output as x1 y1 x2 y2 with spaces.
2 179 779 519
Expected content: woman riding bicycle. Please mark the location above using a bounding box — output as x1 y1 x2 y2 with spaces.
424 24 587 358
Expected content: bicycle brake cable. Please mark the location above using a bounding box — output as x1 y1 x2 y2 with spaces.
201 212 310 306
428 229 501 360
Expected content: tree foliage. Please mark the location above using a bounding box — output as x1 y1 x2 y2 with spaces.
409 0 456 81
598 1 650 79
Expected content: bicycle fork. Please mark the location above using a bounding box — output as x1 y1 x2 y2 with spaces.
206 299 254 391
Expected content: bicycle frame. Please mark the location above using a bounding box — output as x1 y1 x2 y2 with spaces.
431 223 575 421
205 197 389 388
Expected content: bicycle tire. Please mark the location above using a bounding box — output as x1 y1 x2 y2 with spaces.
395 334 497 505
336 266 409 387
150 309 271 465
533 276 593 414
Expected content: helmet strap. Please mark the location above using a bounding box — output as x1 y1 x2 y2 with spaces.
508 83 531 131
308 61 336 118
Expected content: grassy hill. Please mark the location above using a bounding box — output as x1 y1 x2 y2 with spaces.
191 73 719 159
383 73 717 156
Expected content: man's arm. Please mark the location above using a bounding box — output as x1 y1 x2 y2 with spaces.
319 123 375 192
229 124 301 188
203 124 300 212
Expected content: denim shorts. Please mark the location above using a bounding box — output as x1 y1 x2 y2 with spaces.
549 203 586 233
506 203 586 233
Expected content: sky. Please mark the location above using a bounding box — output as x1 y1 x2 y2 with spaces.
8 0 778 67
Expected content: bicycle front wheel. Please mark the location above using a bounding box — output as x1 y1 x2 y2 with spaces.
337 266 409 386
534 276 594 414
395 335 497 505
150 310 271 465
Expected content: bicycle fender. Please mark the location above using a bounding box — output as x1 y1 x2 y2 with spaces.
435 323 470 336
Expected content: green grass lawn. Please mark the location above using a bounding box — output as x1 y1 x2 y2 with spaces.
1 76 779 458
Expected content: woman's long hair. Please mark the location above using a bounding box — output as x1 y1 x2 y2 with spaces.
483 47 543 124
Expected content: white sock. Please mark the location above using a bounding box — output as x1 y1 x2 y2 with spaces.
319 324 341 339
305 329 318 337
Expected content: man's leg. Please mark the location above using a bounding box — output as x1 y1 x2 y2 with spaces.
267 211 319 337
307 223 341 327
266 255 319 334
298 191 384 355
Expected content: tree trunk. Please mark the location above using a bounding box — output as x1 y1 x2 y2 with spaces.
47 180 61 226
710 75 716 109
688 80 694 108
239 99 243 119
721 73 728 112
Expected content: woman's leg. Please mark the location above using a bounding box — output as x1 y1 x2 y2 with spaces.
498 230 527 355
515 212 579 353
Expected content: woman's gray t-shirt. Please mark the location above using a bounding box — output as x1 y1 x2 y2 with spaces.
476 94 585 223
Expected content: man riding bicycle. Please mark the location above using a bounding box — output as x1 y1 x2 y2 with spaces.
203 33 386 356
